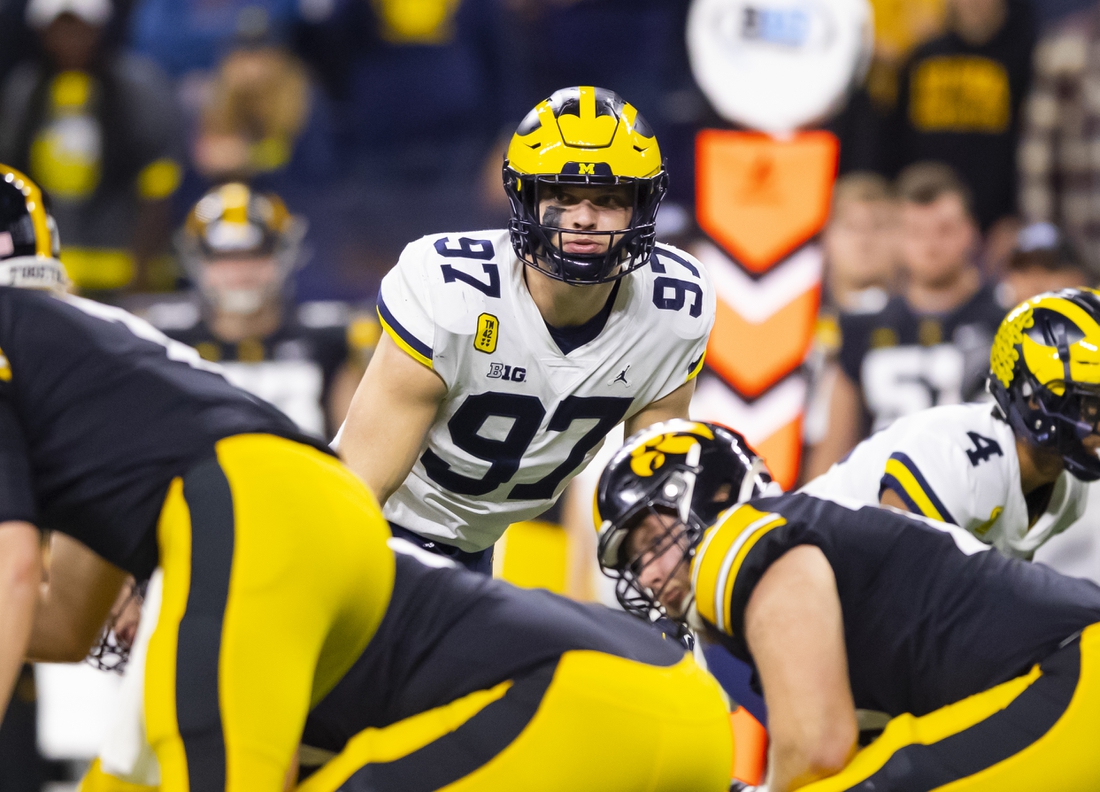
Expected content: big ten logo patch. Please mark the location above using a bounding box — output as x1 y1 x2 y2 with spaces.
475 313 498 354
488 362 526 382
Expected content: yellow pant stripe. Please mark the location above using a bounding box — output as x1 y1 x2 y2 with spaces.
303 651 732 792
691 504 785 636
801 623 1100 791
298 681 514 792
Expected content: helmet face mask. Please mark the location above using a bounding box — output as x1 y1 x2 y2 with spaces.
990 289 1100 481
611 502 700 632
503 86 668 285
595 420 774 632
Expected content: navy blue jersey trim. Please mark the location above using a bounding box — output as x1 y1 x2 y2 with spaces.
886 452 958 525
377 295 433 362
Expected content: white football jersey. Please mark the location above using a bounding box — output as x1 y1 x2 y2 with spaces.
800 403 1089 558
375 229 714 551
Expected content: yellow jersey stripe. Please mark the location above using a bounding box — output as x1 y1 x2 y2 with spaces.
687 349 707 382
376 306 433 369
691 505 784 633
718 517 785 634
882 457 949 523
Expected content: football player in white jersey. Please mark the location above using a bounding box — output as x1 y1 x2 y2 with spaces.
155 183 373 441
337 86 714 572
802 288 1100 559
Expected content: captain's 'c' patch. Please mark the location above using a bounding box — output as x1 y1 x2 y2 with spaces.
0 345 10 381
475 313 498 354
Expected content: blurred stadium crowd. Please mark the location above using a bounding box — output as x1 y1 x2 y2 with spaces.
0 0 1093 303
5 0 1100 787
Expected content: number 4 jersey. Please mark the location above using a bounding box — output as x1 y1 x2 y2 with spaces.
801 403 1089 558
374 229 714 551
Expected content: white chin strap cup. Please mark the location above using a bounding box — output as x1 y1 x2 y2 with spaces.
0 257 69 291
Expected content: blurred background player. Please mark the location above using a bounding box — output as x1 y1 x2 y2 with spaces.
804 288 1100 560
0 0 183 295
821 172 900 316
804 161 1006 479
146 182 374 441
597 421 1100 792
337 87 714 574
803 172 899 457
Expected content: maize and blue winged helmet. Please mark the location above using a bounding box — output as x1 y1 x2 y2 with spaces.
990 288 1100 481
503 86 668 285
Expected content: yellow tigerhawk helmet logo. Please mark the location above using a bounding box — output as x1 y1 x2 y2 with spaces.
991 289 1100 392
629 424 715 477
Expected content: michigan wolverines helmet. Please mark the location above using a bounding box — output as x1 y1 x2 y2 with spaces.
595 420 774 626
0 164 67 291
178 183 306 313
503 86 668 284
990 288 1100 480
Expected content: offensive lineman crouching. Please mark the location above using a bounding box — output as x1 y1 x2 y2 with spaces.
0 164 735 792
597 421 1100 791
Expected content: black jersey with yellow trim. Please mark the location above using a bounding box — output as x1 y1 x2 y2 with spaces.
302 547 684 754
692 491 1100 718
0 287 327 578
837 284 1006 432
168 317 348 373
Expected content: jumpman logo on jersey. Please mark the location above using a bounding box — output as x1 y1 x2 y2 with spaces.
613 365 631 386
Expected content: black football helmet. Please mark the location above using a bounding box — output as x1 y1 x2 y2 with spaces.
0 164 67 290
595 420 774 629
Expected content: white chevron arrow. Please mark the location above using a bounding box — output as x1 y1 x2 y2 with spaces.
691 239 823 324
690 371 807 445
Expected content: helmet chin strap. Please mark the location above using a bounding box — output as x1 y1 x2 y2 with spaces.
0 257 69 291
677 443 702 524
739 457 771 502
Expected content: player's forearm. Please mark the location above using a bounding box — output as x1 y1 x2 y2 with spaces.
767 737 852 792
28 533 128 662
0 522 42 718
747 546 858 791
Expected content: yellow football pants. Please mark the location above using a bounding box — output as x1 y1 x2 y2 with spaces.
800 621 1100 791
144 434 394 792
298 650 733 792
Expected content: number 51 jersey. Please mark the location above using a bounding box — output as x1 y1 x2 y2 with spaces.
375 229 714 552
800 402 1089 558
